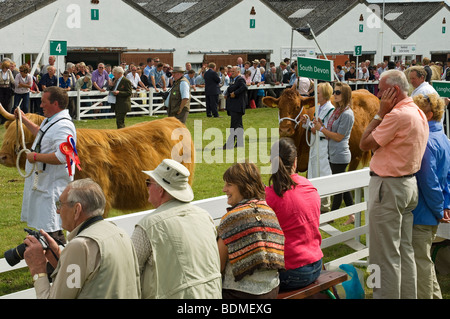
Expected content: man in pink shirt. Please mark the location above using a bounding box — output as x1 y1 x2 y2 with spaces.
360 69 428 299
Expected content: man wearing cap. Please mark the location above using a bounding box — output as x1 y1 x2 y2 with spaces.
131 159 222 299
166 66 191 124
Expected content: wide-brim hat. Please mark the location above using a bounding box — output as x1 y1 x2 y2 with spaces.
172 66 185 73
142 159 193 202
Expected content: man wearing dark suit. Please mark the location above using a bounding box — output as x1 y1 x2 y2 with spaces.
204 62 221 118
275 62 286 84
109 66 132 129
223 66 247 149
264 66 282 98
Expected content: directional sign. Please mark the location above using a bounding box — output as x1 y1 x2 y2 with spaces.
354 45 362 57
49 40 67 56
91 9 99 20
297 57 334 82
432 81 450 98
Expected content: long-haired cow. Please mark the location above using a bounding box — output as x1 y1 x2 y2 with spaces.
0 106 195 215
263 87 379 173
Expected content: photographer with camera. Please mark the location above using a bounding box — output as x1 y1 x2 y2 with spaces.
23 178 141 299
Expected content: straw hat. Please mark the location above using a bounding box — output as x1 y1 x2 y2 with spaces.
171 66 186 73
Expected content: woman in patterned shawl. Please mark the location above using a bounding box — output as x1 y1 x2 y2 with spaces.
217 162 285 299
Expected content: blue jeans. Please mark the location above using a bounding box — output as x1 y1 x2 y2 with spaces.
279 259 322 290
12 93 30 113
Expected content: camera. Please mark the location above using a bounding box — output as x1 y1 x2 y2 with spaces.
4 228 48 267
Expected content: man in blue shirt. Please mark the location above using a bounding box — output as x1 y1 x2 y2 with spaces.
412 93 450 299
149 62 167 93
39 66 57 90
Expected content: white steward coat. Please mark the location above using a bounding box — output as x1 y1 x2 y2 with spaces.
305 100 335 179
21 109 76 232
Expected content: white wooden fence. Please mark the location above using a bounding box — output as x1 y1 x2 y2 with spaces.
0 168 371 299
27 84 288 121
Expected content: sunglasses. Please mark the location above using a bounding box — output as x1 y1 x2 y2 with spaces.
145 179 158 188
333 90 342 96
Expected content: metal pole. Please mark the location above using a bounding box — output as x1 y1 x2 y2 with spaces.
314 79 320 176
356 55 359 90
290 28 294 64
307 24 340 82
30 9 60 77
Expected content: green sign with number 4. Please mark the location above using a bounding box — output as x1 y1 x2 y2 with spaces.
49 40 67 56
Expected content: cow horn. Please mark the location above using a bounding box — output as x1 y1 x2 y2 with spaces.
0 103 15 121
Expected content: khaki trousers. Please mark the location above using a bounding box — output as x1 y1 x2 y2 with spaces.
412 224 442 299
368 175 418 299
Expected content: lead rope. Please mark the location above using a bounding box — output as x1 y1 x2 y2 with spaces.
278 106 315 147
15 104 36 178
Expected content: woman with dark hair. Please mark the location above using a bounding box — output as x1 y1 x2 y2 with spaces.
217 162 285 299
13 64 33 113
265 137 323 290
313 82 355 224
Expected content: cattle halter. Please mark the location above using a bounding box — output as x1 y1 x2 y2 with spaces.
278 106 304 129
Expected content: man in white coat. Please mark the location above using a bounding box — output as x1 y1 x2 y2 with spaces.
14 86 77 244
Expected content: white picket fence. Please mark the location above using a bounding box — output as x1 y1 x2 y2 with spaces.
0 168 371 299
27 84 288 121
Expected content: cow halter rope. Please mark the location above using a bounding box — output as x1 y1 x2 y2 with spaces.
278 106 304 130
278 106 315 147
15 104 36 178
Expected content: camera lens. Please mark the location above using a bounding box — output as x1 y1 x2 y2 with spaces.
4 243 27 267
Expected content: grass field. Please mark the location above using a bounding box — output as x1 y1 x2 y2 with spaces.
0 108 448 298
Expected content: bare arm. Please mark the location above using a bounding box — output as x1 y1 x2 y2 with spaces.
360 87 398 152
14 109 40 136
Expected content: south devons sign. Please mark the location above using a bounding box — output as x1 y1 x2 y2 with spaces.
297 57 334 82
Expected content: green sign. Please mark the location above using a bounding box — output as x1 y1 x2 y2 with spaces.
354 45 362 57
432 81 450 98
250 19 255 29
297 57 334 82
91 9 99 20
359 24 363 33
49 40 67 56
443 26 446 34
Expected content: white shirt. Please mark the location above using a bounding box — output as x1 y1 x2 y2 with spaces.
21 110 76 232
126 72 141 89
295 77 312 96
411 81 437 97
248 66 261 83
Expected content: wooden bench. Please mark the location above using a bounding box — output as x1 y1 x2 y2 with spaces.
277 270 348 299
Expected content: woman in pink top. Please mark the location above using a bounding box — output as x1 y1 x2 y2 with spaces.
265 137 323 290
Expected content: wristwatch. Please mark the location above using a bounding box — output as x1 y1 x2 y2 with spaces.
373 114 383 121
32 273 47 282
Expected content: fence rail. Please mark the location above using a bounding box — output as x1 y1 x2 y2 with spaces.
0 168 372 299
27 84 288 121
